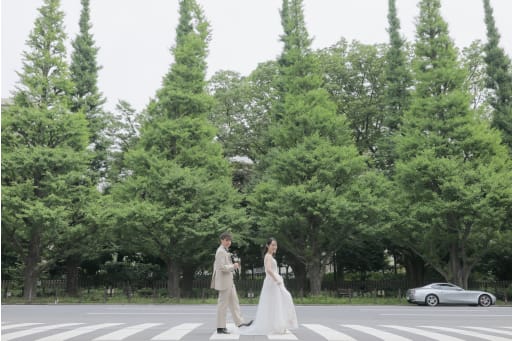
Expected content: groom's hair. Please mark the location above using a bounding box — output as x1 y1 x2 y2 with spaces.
220 232 232 241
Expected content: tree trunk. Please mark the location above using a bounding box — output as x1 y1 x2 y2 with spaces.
448 243 464 287
308 257 322 296
287 256 306 297
403 251 426 287
181 266 195 298
65 255 81 296
23 233 41 302
447 243 474 289
166 260 181 298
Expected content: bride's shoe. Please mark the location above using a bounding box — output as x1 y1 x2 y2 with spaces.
238 320 253 327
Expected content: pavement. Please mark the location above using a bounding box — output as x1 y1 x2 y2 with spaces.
2 304 512 340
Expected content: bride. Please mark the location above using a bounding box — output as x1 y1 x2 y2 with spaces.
239 237 298 335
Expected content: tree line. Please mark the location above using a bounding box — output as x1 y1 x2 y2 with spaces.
2 0 512 301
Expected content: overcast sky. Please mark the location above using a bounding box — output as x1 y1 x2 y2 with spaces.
2 0 511 112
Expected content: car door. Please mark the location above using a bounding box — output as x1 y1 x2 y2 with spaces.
435 283 464 303
456 289 479 304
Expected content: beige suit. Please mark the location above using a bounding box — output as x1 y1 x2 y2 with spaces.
211 245 244 328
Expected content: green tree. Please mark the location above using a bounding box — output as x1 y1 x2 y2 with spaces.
208 62 280 191
111 0 243 297
250 0 383 296
482 0 512 151
62 0 109 296
318 40 388 157
103 100 141 187
375 0 412 173
70 0 107 150
376 0 427 287
1 0 90 301
392 0 512 288
383 0 411 133
461 41 491 115
208 70 251 159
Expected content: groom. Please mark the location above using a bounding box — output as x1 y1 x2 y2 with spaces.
211 232 252 334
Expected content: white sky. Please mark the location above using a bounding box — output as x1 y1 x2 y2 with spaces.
2 0 511 112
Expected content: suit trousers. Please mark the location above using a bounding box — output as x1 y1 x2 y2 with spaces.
217 284 243 328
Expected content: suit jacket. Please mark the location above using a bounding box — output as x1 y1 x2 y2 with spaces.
211 245 235 291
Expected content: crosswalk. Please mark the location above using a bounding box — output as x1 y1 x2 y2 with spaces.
2 321 512 340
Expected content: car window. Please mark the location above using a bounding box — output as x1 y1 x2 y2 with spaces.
438 284 462 290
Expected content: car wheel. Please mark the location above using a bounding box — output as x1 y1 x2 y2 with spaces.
478 294 492 307
425 294 439 306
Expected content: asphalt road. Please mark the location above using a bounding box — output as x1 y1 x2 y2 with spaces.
2 304 512 340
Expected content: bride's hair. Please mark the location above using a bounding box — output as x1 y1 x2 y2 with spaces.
263 237 277 255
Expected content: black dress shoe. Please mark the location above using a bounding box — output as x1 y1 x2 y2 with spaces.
217 328 230 334
238 320 253 328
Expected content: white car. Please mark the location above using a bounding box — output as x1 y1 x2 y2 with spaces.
406 283 496 307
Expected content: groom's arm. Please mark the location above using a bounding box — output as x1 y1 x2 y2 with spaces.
216 249 235 273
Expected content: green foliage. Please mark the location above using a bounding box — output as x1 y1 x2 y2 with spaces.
318 40 389 156
374 0 412 174
4 0 512 297
1 0 91 301
147 0 212 120
249 0 386 296
103 100 141 188
384 0 411 129
482 0 512 151
392 0 512 288
461 41 492 115
70 0 108 180
110 0 243 297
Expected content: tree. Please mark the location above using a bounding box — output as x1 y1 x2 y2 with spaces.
249 0 383 296
482 0 512 152
383 0 411 132
374 0 429 287
207 62 281 191
392 0 512 288
208 63 280 163
208 70 250 159
103 100 141 187
62 0 109 296
70 0 107 152
318 40 389 157
111 0 243 297
1 0 90 301
461 41 492 115
375 0 413 172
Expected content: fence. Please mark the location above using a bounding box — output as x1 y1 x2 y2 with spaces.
2 278 510 302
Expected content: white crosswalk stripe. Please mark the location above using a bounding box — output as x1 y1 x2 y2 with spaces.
381 325 466 341
3 322 512 340
302 324 356 341
1 323 44 330
465 326 512 337
151 322 203 340
93 323 163 340
342 324 412 341
34 323 124 341
2 323 84 341
422 326 512 341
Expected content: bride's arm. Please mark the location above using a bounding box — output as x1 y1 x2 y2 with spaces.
264 254 283 285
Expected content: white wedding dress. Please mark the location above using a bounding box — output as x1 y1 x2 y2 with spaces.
239 254 298 335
